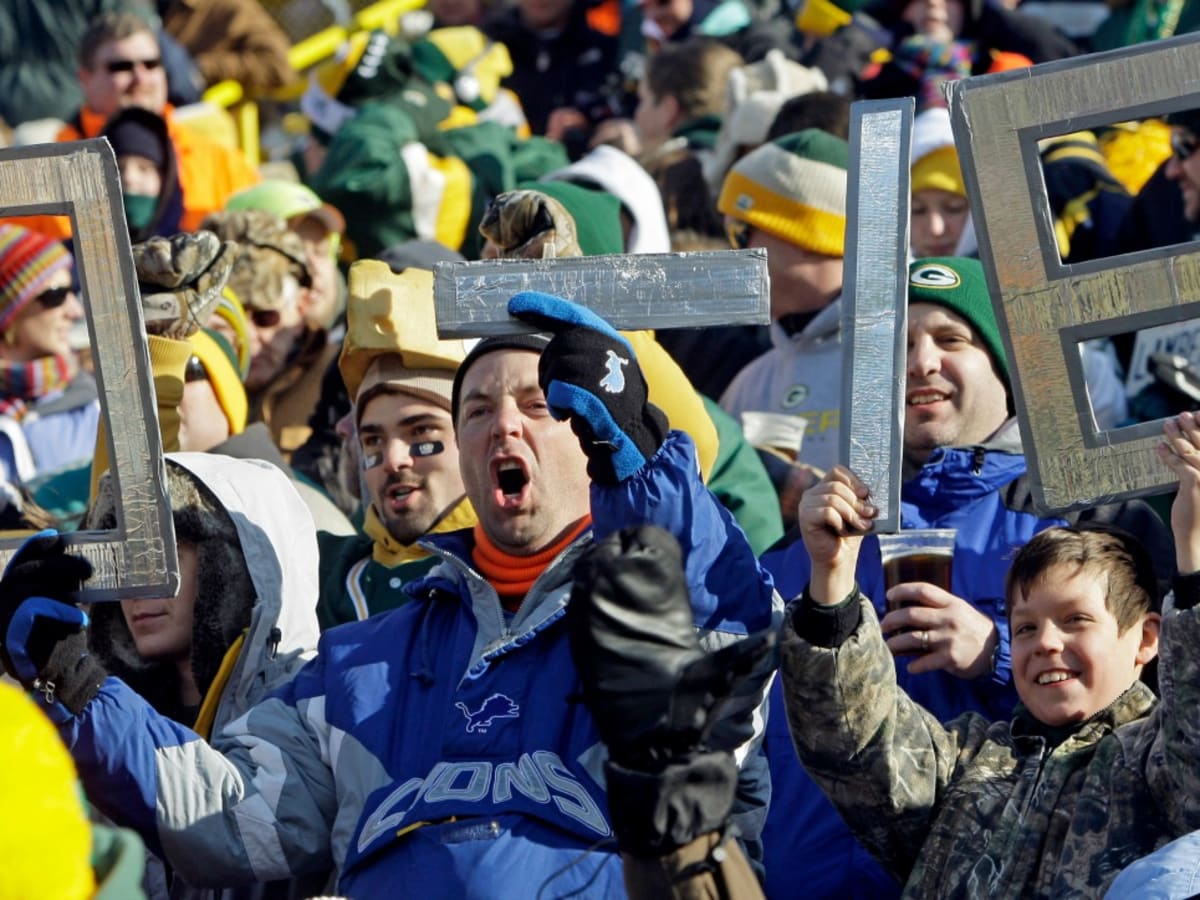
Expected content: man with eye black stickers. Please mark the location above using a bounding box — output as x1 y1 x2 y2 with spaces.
314 264 478 630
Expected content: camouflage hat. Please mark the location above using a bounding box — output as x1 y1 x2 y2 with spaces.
200 209 311 312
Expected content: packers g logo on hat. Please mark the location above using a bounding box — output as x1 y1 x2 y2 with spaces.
910 263 961 289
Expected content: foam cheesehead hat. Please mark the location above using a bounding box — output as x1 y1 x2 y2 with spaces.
0 224 72 333
908 256 1008 385
339 261 471 424
718 128 848 258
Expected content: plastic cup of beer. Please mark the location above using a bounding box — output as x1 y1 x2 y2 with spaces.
878 529 956 602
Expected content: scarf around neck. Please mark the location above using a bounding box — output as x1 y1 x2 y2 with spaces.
473 516 592 612
0 353 76 419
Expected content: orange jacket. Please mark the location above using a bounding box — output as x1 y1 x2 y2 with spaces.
18 104 260 239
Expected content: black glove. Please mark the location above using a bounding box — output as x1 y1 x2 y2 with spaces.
0 531 104 718
569 525 776 854
508 292 668 485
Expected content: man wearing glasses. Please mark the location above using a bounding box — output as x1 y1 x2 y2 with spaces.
1166 110 1200 227
41 11 260 237
715 128 848 513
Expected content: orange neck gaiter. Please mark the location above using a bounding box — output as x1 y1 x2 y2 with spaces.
472 517 592 612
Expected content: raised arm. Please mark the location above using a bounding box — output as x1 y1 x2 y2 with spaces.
1145 412 1200 834
779 467 970 881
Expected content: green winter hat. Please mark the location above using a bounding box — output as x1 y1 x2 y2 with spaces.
718 128 849 257
522 180 625 256
908 256 1009 385
302 29 451 143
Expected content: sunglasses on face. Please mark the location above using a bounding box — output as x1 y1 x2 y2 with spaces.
1172 130 1199 163
34 286 74 309
250 308 282 329
104 57 162 75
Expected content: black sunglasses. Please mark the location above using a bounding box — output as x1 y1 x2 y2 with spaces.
1172 130 1198 163
34 286 74 309
104 57 162 75
250 308 282 329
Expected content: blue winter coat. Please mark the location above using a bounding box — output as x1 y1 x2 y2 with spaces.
60 432 780 898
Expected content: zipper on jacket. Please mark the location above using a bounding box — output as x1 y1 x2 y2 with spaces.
267 626 282 660
972 446 986 476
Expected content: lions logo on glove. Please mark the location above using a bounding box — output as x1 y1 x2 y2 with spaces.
600 350 628 394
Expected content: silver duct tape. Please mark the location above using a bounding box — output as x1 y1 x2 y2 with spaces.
840 98 913 533
0 139 178 601
948 31 1200 514
433 249 770 337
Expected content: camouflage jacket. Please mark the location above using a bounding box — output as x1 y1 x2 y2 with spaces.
779 591 1200 899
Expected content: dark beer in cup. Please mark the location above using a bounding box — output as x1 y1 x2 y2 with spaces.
878 529 956 607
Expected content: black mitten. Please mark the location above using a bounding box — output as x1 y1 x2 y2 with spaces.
569 525 776 855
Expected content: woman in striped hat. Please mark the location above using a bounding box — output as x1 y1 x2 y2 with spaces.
0 224 98 488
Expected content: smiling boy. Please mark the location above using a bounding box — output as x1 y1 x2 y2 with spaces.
1006 527 1160 729
778 412 1200 897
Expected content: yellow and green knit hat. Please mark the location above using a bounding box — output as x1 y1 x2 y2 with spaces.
190 328 248 436
718 128 849 258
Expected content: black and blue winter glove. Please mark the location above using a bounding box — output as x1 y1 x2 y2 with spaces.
0 530 104 719
507 292 668 485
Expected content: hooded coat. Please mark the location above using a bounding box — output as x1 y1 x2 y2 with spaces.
86 453 323 900
89 452 320 741
59 432 779 897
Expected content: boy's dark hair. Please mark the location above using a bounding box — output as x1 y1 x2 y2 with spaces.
79 10 156 70
643 39 744 124
1006 524 1159 632
766 91 851 142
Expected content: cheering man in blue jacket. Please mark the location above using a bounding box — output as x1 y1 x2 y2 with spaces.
0 294 779 898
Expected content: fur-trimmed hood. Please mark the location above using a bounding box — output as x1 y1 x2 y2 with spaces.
88 453 320 732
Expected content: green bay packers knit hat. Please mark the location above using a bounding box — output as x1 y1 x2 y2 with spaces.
717 127 849 258
908 256 1008 385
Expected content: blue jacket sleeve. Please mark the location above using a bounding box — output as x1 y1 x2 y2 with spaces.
589 430 778 636
59 667 338 886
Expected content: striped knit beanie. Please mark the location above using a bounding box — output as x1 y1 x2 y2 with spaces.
718 128 848 258
911 108 966 197
0 225 72 333
908 256 1008 385
190 328 248 435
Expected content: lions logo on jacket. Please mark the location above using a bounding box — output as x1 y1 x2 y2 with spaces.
457 693 520 732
